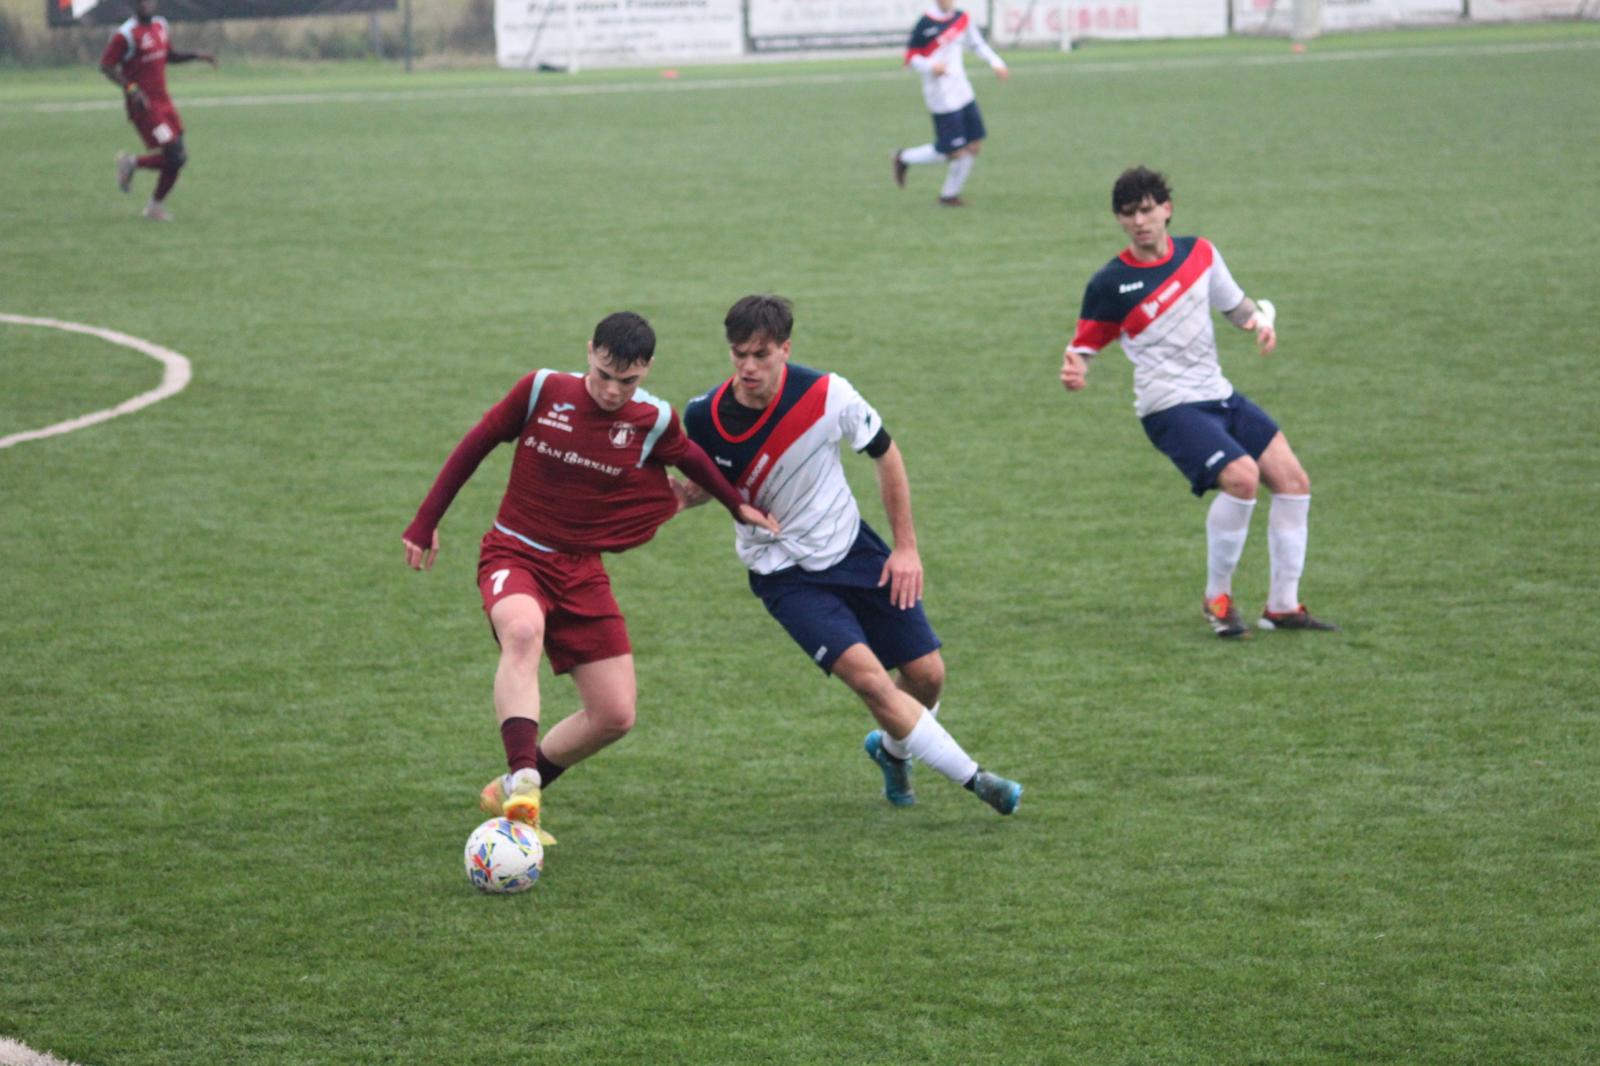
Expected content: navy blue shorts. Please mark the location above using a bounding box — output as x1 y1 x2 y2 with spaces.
1140 392 1280 496
749 523 942 675
932 100 987 156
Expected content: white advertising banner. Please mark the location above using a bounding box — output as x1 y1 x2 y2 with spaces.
495 0 745 69
991 0 1069 46
1061 0 1226 39
747 0 931 50
1470 0 1590 19
1233 0 1462 32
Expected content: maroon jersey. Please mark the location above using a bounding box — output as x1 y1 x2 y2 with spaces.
103 16 174 111
406 369 745 556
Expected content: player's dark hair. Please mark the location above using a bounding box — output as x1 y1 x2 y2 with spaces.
591 312 656 368
1112 166 1172 215
724 294 794 346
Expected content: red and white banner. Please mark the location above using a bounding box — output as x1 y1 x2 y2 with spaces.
1469 0 1592 20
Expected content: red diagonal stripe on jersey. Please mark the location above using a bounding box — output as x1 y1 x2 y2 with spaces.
905 12 969 62
740 375 831 502
1121 239 1214 339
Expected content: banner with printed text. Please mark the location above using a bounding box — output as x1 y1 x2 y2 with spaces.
1232 0 1462 32
496 0 744 68
1469 0 1592 19
49 0 394 28
1054 0 1225 39
747 0 933 51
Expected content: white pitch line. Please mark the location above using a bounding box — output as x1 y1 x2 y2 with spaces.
0 314 193 450
20 37 1599 114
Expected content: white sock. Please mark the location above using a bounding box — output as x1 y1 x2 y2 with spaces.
881 700 938 760
900 143 945 166
899 708 978 785
1205 492 1257 600
940 154 974 198
1267 493 1310 613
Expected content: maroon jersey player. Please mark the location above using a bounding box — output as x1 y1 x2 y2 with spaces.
402 312 778 846
100 0 215 222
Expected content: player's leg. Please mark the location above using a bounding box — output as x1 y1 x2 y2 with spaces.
938 104 987 205
834 646 1021 814
149 135 187 215
896 109 958 189
540 653 638 771
479 592 554 836
874 650 944 806
1256 432 1336 630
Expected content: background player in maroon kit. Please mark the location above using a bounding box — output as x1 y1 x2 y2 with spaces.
100 0 216 222
402 312 778 845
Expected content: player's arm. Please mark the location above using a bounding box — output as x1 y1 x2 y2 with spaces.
98 36 142 103
1224 297 1277 354
868 434 924 610
1062 277 1120 391
401 379 528 571
169 49 219 67
674 441 779 533
966 21 1009 79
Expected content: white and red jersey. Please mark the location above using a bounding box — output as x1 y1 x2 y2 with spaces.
903 6 1004 116
1067 236 1248 417
102 16 174 109
683 364 884 575
406 370 693 556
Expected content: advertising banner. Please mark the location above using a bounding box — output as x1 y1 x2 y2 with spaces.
1062 0 1225 39
1469 0 1590 19
747 0 930 51
49 0 394 28
991 0 1068 46
496 0 744 68
1232 0 1462 33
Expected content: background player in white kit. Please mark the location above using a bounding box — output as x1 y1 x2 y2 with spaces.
676 295 1023 815
1060 167 1337 638
892 0 1009 207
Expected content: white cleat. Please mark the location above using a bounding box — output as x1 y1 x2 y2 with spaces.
142 201 172 222
116 151 136 193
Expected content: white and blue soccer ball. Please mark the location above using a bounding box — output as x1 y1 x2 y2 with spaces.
464 817 544 894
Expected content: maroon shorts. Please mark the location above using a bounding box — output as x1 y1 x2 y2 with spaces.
128 98 182 149
477 528 631 675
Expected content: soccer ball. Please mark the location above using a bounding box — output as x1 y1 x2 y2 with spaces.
464 817 544 894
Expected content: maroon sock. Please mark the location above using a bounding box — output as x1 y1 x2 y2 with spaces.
499 716 540 774
535 745 567 788
153 165 180 201
136 153 163 169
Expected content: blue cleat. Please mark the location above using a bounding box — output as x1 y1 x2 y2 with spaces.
864 730 916 807
972 770 1023 815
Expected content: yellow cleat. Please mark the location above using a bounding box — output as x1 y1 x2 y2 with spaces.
480 770 557 846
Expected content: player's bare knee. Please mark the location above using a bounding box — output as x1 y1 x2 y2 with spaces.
497 616 544 658
899 653 945 708
1218 456 1259 499
591 702 636 741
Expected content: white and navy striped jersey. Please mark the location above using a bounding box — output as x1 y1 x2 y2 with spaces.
904 6 1004 116
683 364 883 575
1068 236 1247 417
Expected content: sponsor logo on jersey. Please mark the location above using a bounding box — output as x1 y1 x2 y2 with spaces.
537 403 575 433
525 436 624 476
608 421 636 448
1119 281 1145 294
714 456 733 468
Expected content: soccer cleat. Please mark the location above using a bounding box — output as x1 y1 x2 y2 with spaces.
116 151 136 193
142 201 172 222
864 730 915 807
480 769 557 846
892 151 908 188
1258 605 1340 632
937 195 967 207
1203 593 1248 638
972 770 1023 815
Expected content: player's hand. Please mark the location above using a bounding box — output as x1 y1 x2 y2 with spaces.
403 530 439 571
125 85 146 110
1254 322 1277 355
995 65 1011 82
1060 350 1089 391
931 61 947 76
201 53 219 68
737 502 780 535
878 546 924 611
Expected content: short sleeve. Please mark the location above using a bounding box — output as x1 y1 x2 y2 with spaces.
829 374 884 453
1205 241 1247 312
